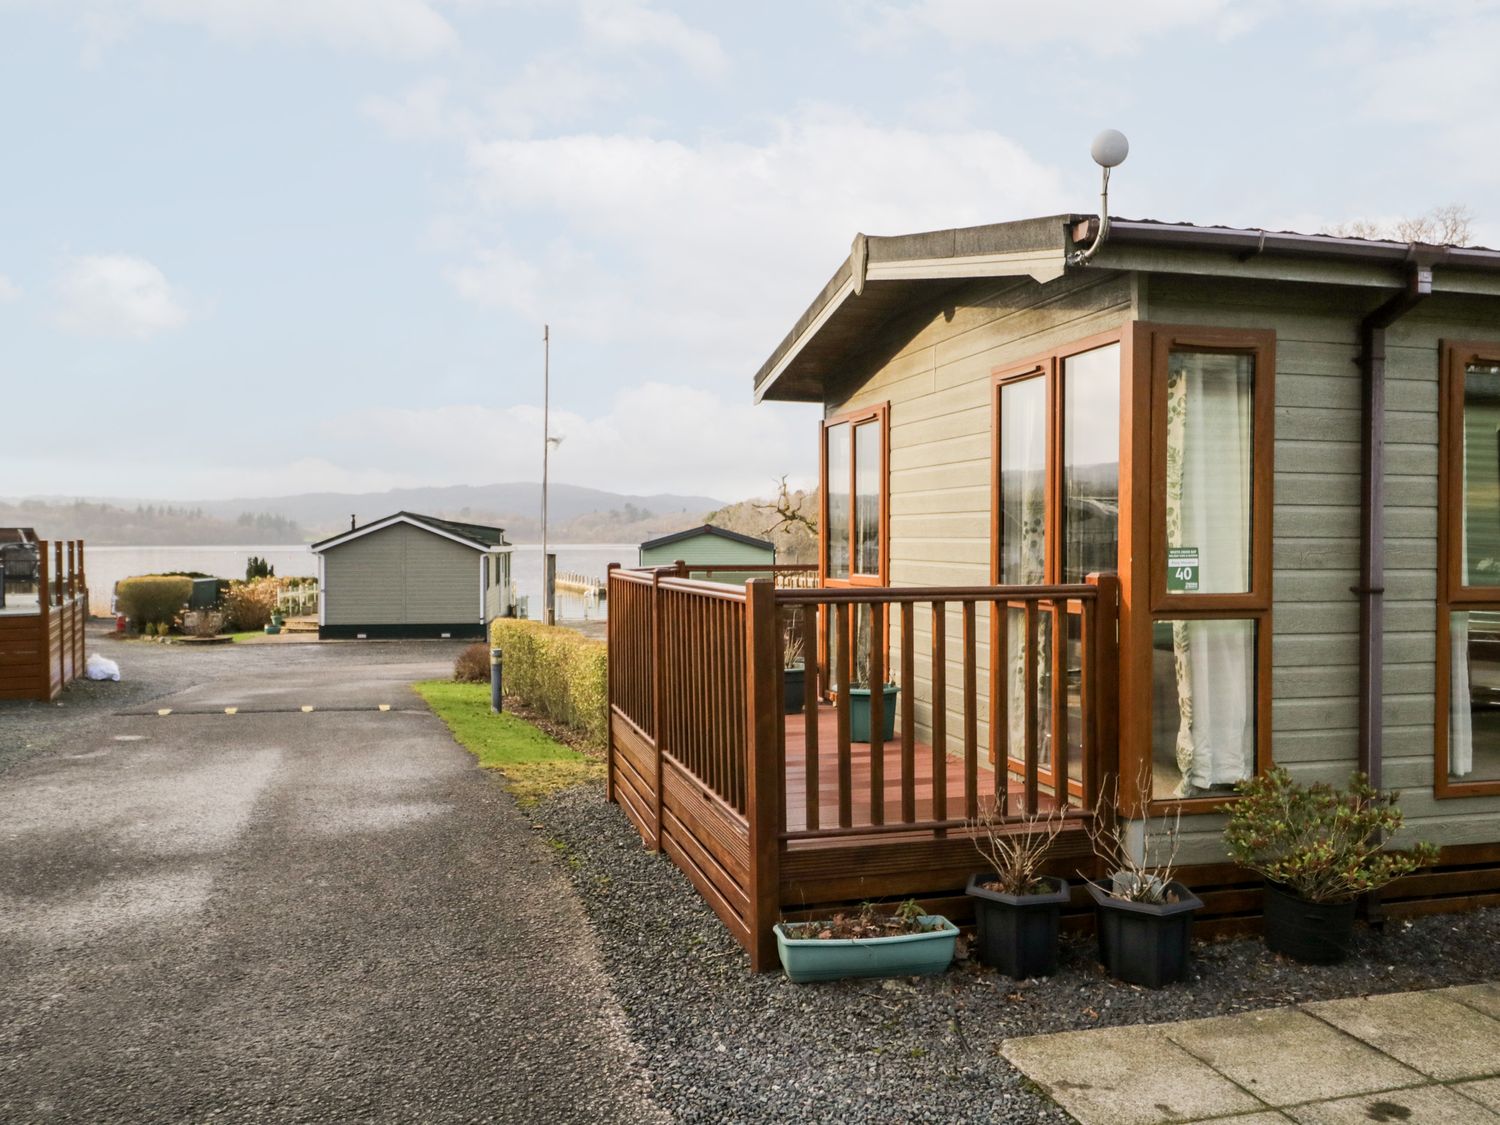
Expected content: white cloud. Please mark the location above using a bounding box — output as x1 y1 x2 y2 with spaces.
54 255 189 340
853 0 1258 54
579 0 727 77
60 0 458 60
0 274 19 302
318 384 817 500
448 107 1065 376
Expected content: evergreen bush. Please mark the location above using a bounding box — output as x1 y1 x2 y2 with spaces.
224 578 280 632
115 576 192 632
489 619 608 748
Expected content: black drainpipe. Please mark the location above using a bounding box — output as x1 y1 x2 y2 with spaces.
1356 256 1433 791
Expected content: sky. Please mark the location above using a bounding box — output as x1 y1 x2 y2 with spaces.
2 1 1497 505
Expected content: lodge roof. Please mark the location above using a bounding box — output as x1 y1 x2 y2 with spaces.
640 524 774 553
753 214 1500 404
309 511 509 553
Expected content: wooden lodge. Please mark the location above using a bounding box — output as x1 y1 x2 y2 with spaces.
0 535 89 702
606 213 1500 970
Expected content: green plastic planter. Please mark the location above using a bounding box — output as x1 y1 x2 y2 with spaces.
774 915 958 983
848 684 899 742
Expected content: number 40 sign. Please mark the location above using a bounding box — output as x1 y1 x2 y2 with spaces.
1167 547 1200 593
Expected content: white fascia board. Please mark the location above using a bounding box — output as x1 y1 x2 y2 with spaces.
310 513 488 554
865 249 1067 285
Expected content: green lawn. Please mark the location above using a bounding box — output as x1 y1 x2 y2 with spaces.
412 680 604 802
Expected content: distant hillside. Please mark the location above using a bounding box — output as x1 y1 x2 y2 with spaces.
0 482 726 546
0 500 304 546
705 485 818 563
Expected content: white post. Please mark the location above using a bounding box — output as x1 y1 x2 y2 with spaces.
541 323 555 626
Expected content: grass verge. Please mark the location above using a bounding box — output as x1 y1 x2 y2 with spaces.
412 679 604 804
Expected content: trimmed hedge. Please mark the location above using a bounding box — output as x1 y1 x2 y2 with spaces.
489 619 608 748
116 575 192 631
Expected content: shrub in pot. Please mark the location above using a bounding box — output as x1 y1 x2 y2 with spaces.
1083 774 1203 988
966 801 1070 978
774 899 959 983
782 606 808 715
1224 767 1437 964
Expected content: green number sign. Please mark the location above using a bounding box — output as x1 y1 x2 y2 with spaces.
1167 547 1200 593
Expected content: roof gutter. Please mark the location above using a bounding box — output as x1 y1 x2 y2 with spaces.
1106 221 1500 272
1356 256 1436 791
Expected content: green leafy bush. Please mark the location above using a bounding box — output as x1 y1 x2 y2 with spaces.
489 619 608 748
1224 767 1438 903
115 576 192 632
224 578 280 632
454 643 490 684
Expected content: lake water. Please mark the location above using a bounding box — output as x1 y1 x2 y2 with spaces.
84 543 637 622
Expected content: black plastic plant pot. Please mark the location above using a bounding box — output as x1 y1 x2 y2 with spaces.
1087 880 1203 989
783 665 806 715
1262 881 1357 965
966 873 1071 978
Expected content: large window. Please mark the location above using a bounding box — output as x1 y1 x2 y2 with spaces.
1438 342 1500 795
1142 327 1274 805
821 403 888 586
993 337 1122 788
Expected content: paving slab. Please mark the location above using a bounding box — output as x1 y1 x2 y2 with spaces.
1283 1083 1500 1124
1001 1025 1267 1125
1165 1008 1425 1107
1305 990 1500 1081
1447 982 1500 1020
1458 1078 1500 1113
1182 1114 1295 1125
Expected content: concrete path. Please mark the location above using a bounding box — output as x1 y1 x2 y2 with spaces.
1003 982 1500 1124
0 645 664 1123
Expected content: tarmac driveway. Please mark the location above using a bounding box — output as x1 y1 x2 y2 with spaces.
0 642 662 1123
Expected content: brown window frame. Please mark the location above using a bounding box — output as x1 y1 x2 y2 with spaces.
819 402 890 589
1435 339 1500 798
1122 323 1276 818
989 328 1126 797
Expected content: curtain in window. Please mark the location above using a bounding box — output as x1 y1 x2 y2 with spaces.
1000 379 1051 764
1165 354 1255 795
1451 612 1474 777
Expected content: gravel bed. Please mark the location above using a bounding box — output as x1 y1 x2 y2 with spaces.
536 781 1500 1124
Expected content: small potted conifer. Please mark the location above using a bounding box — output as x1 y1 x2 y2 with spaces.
1224 767 1437 964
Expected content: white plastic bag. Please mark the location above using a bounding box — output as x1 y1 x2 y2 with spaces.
85 653 121 682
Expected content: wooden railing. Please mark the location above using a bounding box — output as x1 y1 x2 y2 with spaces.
0 539 88 702
604 565 1119 968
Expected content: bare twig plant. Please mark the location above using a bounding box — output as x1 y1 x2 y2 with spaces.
968 799 1066 897
1084 766 1184 904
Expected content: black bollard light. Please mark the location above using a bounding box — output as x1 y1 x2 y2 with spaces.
490 646 504 714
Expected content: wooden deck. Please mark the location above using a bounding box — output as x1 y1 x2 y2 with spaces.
782 703 1070 837
0 540 87 702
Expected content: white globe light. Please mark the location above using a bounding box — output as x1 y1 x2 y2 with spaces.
1090 129 1130 169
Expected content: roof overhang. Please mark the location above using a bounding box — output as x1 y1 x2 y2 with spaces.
753 215 1077 403
310 512 495 554
753 215 1500 405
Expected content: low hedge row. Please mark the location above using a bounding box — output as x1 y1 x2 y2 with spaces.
488 619 608 748
115 576 192 630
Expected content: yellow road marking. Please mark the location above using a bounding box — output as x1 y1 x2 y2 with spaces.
301 705 314 713
224 707 238 715
157 708 171 716
378 704 391 712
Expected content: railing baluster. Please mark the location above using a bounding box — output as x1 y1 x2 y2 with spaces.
1024 598 1039 817
963 600 978 822
930 601 947 826
994 600 1009 818
836 602 852 828
803 602 820 834
868 600 885 827
900 601 915 824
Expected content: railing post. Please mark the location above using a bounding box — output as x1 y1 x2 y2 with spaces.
650 569 666 852
744 578 783 971
1085 573 1121 817
605 563 619 806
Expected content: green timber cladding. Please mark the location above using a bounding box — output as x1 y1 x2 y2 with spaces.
639 525 774 576
755 213 1500 865
311 512 511 640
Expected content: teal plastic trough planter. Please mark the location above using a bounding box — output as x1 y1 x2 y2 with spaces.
773 915 958 983
848 683 899 742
